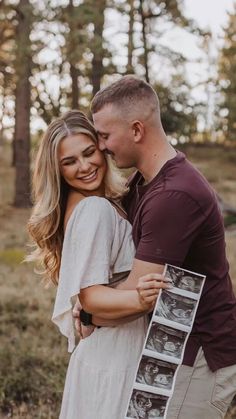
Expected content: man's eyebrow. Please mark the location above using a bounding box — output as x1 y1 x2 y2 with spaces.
96 130 108 136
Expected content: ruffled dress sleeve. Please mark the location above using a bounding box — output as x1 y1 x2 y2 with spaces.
51 196 118 352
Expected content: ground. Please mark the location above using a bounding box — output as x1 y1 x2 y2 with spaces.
0 144 235 418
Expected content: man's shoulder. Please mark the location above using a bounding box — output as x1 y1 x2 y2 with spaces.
153 153 216 206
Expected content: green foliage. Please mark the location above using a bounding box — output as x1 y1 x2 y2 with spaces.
0 248 25 266
0 296 67 417
0 345 64 416
218 4 236 143
224 214 236 228
154 78 197 139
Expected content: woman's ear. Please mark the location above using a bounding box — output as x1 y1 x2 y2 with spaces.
132 120 144 143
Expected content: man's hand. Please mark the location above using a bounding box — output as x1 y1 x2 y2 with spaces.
136 273 173 311
72 298 95 339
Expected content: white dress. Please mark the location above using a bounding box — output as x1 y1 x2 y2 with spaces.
52 197 148 419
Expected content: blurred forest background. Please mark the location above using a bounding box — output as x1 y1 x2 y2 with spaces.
0 0 236 417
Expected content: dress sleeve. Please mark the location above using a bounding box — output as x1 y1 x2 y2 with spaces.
135 190 206 266
52 197 116 352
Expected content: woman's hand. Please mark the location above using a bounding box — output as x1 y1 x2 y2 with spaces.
136 273 173 311
72 298 95 339
72 298 82 337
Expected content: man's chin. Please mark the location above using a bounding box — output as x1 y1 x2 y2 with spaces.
108 154 131 170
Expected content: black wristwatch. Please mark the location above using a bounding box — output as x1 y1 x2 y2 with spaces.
80 309 93 326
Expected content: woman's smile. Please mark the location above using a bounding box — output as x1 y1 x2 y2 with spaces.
77 169 98 182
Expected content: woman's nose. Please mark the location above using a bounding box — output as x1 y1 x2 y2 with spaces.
77 159 91 173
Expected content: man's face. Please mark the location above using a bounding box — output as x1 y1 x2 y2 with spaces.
92 104 136 169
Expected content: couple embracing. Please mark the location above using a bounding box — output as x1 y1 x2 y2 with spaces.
28 76 236 419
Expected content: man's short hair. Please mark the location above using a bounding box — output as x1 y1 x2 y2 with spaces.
91 75 160 119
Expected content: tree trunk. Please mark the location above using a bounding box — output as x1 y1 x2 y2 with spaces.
14 0 32 208
139 0 149 83
0 73 6 148
70 63 80 109
68 0 80 109
91 0 106 96
127 0 135 74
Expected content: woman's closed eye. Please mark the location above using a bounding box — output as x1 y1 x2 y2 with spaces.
83 148 96 157
63 159 76 166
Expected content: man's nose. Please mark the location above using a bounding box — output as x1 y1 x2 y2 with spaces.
98 138 106 151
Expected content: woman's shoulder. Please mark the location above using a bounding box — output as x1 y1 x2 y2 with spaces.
65 196 117 233
71 196 115 217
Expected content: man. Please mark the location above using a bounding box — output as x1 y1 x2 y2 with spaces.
90 75 236 418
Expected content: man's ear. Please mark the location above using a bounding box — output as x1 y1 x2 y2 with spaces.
132 120 144 143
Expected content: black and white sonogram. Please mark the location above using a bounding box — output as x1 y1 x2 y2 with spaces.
127 390 168 419
136 356 177 390
155 290 197 326
145 323 187 359
165 265 204 294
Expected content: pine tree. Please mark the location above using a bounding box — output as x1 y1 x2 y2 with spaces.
14 0 33 207
218 4 236 143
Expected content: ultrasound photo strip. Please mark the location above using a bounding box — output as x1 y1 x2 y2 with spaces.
144 322 188 364
125 264 206 419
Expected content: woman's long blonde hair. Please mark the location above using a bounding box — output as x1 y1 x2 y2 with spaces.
27 110 128 285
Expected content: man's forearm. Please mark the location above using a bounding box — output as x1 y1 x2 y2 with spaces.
79 285 146 319
92 311 146 327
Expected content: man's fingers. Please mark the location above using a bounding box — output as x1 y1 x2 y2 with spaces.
139 289 160 298
138 273 170 282
137 279 173 292
141 295 158 303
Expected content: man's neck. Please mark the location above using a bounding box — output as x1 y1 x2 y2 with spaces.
137 139 177 183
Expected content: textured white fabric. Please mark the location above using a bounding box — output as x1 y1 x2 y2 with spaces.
59 317 148 419
51 196 148 419
52 196 135 352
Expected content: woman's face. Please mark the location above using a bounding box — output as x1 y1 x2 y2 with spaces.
58 133 107 196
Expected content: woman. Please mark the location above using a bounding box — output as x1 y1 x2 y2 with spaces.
28 110 169 419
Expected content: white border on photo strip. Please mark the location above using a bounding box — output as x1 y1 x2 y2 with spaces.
133 382 172 398
124 263 206 419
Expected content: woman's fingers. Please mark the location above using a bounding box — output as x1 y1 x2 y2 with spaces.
81 325 95 339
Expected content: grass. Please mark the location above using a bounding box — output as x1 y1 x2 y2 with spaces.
0 144 236 417
0 249 25 266
0 258 69 418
